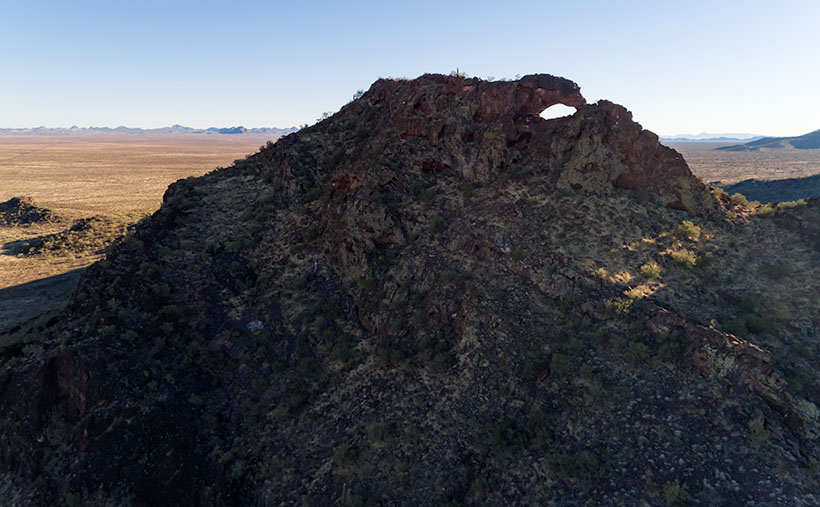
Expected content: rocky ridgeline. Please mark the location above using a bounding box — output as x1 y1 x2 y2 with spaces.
0 74 818 505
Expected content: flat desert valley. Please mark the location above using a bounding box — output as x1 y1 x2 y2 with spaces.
668 142 820 184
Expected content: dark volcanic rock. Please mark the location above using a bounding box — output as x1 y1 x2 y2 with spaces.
0 74 818 506
0 196 60 226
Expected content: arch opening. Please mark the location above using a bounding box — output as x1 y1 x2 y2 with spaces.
539 104 577 121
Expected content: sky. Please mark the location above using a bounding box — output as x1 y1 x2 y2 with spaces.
1 0 818 137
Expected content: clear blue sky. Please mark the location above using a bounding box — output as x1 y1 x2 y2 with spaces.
2 0 818 136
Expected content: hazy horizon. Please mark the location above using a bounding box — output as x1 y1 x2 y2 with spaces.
2 1 818 138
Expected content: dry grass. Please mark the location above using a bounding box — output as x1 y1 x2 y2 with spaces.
0 133 279 217
668 142 820 185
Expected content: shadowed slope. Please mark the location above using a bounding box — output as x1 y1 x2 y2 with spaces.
0 74 818 506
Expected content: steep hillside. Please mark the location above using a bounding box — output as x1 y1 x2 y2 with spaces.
723 173 820 203
717 129 820 151
1 74 819 506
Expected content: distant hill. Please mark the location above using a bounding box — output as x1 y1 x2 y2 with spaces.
0 125 297 136
716 129 820 151
661 132 762 143
722 173 820 203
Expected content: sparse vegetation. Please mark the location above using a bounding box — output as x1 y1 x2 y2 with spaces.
639 262 661 279
669 249 697 267
676 220 701 241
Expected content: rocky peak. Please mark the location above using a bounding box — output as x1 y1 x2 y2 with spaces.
365 73 586 120
314 73 717 213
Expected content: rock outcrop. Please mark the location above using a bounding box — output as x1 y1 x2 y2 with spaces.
0 196 60 226
333 74 715 212
0 74 818 505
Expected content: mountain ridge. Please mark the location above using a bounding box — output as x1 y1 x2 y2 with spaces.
0 125 296 136
716 129 820 151
661 132 763 143
0 73 818 505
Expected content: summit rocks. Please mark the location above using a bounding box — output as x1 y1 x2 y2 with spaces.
333 73 714 211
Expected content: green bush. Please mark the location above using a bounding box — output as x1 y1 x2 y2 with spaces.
657 341 682 362
639 262 661 279
695 251 716 269
676 220 701 241
661 479 689 506
548 451 600 480
549 353 570 376
627 342 650 362
755 204 777 217
429 214 446 235
367 421 395 444
604 297 633 315
669 249 697 268
730 193 748 206
333 442 359 467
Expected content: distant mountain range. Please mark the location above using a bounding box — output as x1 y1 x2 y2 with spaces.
661 132 763 143
715 129 820 151
0 125 297 136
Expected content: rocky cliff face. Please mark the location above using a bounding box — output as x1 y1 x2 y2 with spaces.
1 74 818 506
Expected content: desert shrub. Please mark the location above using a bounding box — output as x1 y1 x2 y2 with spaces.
411 181 435 203
730 193 748 206
488 418 528 453
329 340 353 363
429 214 446 235
558 294 581 313
377 346 406 365
367 421 395 445
604 297 633 315
419 336 455 371
755 204 777 217
747 416 770 448
639 262 661 279
469 475 494 496
627 342 650 362
333 442 359 467
661 479 690 506
762 262 794 280
594 267 609 280
725 311 775 337
583 377 607 404
676 220 701 241
657 341 682 362
548 451 600 480
549 353 570 376
355 127 371 141
669 249 697 268
511 163 533 178
777 199 806 211
441 269 464 286
304 186 323 202
695 251 716 269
